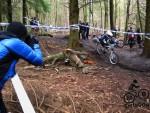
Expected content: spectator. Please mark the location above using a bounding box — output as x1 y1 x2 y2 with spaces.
127 27 135 48
30 17 34 25
136 28 142 48
0 22 43 112
81 22 87 40
85 22 89 40
30 17 40 35
112 26 117 38
78 21 82 39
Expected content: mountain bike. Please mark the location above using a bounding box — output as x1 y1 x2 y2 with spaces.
123 89 149 104
93 36 119 64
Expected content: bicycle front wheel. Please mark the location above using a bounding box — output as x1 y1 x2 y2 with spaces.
109 51 119 64
96 44 103 55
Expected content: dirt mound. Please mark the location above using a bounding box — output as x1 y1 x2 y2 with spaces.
83 38 150 72
117 47 150 72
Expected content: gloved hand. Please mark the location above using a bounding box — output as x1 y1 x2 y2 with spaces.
103 39 107 44
25 35 39 48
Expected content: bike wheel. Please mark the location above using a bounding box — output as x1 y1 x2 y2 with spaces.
96 44 103 55
123 92 135 103
138 89 149 100
117 40 124 48
96 44 108 62
109 51 119 64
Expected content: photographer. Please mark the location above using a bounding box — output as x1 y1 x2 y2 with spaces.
0 22 43 112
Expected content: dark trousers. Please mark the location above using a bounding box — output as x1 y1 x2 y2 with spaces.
0 92 7 113
128 38 135 48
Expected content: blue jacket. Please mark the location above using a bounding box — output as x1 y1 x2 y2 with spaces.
0 34 43 90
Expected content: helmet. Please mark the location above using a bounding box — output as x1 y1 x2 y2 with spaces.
7 22 28 40
106 30 113 37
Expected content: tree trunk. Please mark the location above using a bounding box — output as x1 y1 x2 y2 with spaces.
83 0 87 22
44 49 87 68
98 0 103 28
124 0 131 42
91 0 94 25
55 0 58 26
104 0 108 29
68 0 79 49
114 0 118 27
142 0 150 57
7 0 12 22
0 0 2 30
0 0 2 22
137 0 143 32
118 6 121 29
35 11 39 18
22 0 27 24
125 0 131 32
89 0 93 25
109 0 114 29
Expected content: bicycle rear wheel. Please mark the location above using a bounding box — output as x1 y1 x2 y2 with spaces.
117 39 124 48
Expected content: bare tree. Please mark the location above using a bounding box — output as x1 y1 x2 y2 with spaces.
83 0 88 22
0 0 2 22
109 0 114 29
55 0 58 26
89 0 94 25
104 0 109 29
98 0 103 28
23 0 27 24
68 0 79 49
142 0 150 57
114 0 120 27
125 0 131 32
7 0 12 22
137 0 143 32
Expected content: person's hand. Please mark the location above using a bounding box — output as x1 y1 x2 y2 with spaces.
25 35 39 48
30 35 39 44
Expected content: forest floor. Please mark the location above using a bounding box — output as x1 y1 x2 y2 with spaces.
2 34 150 113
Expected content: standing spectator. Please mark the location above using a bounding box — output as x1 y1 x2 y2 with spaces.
85 22 89 40
136 28 142 48
0 22 43 112
127 27 135 48
78 21 82 39
81 22 86 40
112 26 117 38
30 17 34 25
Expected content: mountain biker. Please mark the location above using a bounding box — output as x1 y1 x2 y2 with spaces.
99 30 115 48
0 22 43 112
95 30 119 64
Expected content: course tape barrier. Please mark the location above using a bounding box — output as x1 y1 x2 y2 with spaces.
1 22 150 36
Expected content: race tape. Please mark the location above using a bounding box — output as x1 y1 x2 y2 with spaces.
76 24 150 36
0 23 9 26
11 74 36 113
0 21 150 36
24 17 79 30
